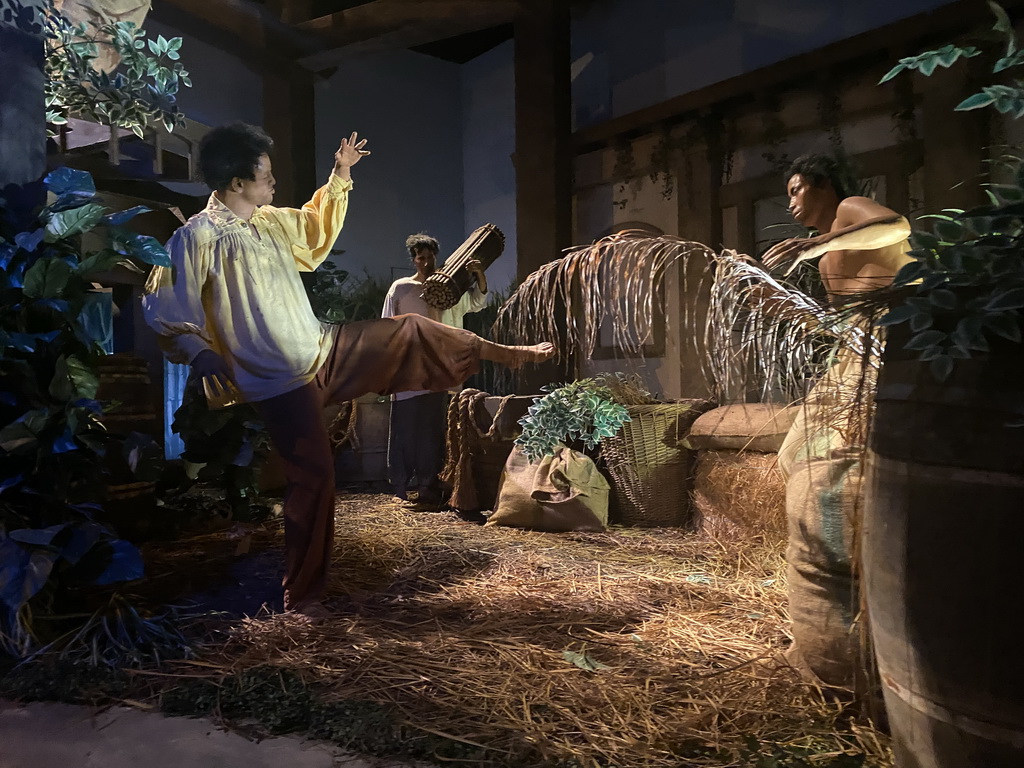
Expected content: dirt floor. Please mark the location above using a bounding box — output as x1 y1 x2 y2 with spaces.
3 489 890 768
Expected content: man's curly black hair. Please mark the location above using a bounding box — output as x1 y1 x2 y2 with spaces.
787 153 862 201
198 123 273 191
405 233 440 259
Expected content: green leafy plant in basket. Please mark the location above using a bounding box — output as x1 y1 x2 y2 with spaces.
873 1 1024 380
516 375 651 463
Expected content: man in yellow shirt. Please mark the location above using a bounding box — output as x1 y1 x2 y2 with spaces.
143 123 553 616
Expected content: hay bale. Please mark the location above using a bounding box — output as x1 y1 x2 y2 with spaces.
685 404 798 453
693 449 785 537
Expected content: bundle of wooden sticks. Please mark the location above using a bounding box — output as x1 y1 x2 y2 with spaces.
421 224 505 310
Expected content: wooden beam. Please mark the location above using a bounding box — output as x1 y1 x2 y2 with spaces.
153 0 326 71
513 0 572 385
515 0 571 279
573 0 1024 153
296 0 518 67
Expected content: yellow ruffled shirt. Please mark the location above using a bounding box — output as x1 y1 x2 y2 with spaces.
142 173 353 402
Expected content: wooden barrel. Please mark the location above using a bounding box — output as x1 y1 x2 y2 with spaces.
863 333 1024 767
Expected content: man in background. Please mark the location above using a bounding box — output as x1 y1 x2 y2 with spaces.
381 234 489 505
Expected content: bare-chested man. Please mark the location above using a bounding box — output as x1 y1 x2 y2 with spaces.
757 154 913 690
762 154 912 303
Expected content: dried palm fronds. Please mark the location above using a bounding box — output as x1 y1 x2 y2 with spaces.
702 252 882 405
491 232 883 408
492 231 715 365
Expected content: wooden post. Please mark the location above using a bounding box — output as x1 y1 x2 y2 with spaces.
108 123 121 166
674 117 722 400
514 0 571 282
512 0 571 389
920 68 987 212
263 64 317 206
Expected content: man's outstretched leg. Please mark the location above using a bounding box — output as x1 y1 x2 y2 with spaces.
316 314 554 405
477 338 556 369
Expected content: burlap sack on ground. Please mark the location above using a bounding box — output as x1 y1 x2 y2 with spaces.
486 445 609 532
685 404 798 453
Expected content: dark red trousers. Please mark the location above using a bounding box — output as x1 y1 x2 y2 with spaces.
255 314 480 609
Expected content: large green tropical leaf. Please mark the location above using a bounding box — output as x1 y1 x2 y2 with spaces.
22 257 74 299
49 355 100 401
0 538 59 614
77 248 125 278
44 203 107 242
0 409 51 453
124 233 172 267
44 167 96 198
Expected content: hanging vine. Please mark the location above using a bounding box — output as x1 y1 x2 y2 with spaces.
892 73 924 209
718 114 737 183
817 73 845 155
760 91 791 177
648 124 676 200
679 121 702 210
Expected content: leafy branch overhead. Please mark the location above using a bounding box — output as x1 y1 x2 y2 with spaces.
44 7 191 137
880 2 1024 117
874 2 1024 380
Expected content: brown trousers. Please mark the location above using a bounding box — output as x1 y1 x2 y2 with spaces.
255 314 480 610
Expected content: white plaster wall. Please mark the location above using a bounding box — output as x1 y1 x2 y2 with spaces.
314 50 464 283
574 136 685 399
461 40 518 296
572 0 958 128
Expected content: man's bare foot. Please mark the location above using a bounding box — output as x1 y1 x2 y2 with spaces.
481 340 556 369
285 600 334 624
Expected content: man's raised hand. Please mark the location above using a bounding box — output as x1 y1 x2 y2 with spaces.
334 132 370 176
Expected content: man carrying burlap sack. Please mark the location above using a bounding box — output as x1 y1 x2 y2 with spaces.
756 154 913 689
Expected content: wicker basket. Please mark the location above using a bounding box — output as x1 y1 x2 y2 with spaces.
601 400 714 528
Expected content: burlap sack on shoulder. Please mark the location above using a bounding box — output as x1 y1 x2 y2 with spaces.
486 445 609 532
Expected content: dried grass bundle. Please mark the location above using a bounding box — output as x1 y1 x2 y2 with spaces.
151 495 890 768
491 232 882 409
702 252 882 405
492 232 715 363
